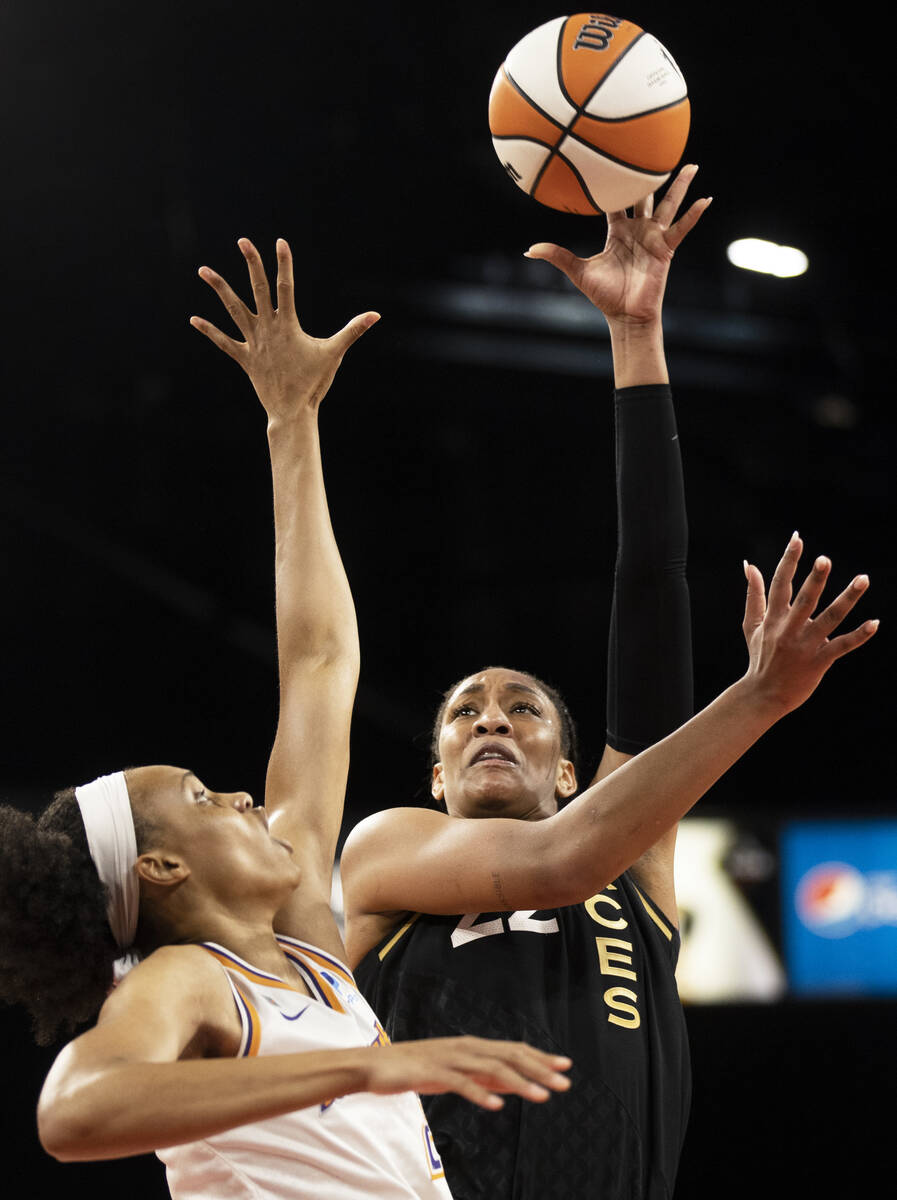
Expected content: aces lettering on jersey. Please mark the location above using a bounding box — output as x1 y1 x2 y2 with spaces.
585 883 641 1028
449 883 641 1029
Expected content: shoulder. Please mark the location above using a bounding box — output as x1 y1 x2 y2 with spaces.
72 945 241 1065
340 806 452 883
340 807 461 898
340 808 449 962
342 806 450 856
98 945 233 1026
125 942 225 984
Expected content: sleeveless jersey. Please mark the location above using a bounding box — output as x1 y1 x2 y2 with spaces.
157 934 452 1200
354 872 690 1200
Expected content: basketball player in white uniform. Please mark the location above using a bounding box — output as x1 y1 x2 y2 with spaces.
22 238 573 1199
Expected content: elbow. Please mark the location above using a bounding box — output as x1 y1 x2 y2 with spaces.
281 639 359 681
38 1108 83 1162
37 1088 105 1163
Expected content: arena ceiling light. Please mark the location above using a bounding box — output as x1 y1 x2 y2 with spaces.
726 238 809 279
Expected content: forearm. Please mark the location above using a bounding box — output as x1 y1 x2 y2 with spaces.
605 380 692 754
267 410 359 670
39 1044 373 1161
545 678 780 900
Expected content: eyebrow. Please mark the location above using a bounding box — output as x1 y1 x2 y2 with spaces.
455 682 543 700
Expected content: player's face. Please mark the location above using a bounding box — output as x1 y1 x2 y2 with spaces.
127 765 302 902
432 668 576 820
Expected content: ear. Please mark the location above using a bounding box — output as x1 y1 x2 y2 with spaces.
555 757 577 800
431 762 446 803
135 851 191 888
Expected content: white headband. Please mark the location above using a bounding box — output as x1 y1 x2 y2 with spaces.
75 771 140 981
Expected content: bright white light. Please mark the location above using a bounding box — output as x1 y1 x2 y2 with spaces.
726 238 809 279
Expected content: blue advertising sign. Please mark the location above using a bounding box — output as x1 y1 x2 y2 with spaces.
781 821 897 995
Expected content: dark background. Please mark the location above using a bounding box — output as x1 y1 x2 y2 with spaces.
1 2 892 1195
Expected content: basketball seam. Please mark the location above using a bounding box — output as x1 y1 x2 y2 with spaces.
492 134 559 153
541 26 667 204
560 130 672 180
552 150 604 214
530 149 557 204
574 95 689 126
502 65 569 136
564 94 687 176
501 62 569 204
524 19 586 209
577 30 649 118
555 16 579 112
493 129 672 183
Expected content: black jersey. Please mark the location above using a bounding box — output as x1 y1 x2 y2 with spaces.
354 872 690 1200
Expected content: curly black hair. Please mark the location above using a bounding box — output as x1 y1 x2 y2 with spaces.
428 666 581 809
0 785 150 1046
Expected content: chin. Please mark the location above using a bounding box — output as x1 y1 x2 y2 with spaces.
455 787 528 819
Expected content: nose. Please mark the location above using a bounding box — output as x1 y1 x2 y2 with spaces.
474 705 511 736
230 792 254 812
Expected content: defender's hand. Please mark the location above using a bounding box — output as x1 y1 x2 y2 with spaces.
190 238 379 417
741 533 878 717
364 1036 572 1111
525 163 711 325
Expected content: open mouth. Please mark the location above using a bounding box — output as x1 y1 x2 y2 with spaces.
469 744 518 767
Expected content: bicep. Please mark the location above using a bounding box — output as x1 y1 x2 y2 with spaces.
340 809 554 919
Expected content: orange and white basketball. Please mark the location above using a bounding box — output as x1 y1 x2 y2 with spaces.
488 13 690 214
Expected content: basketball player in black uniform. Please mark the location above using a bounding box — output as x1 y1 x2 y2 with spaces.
341 166 878 1199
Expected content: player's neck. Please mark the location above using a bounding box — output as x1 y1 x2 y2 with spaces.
195 916 310 990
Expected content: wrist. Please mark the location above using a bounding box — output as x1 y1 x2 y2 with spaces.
727 674 791 727
605 313 663 336
607 319 668 388
266 405 319 442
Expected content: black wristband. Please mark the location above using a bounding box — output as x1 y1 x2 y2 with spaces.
605 384 693 754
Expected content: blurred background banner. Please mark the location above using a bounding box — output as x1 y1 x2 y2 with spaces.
674 818 897 1003
674 817 786 1003
782 820 897 995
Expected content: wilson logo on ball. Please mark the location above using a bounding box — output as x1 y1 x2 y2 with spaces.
572 12 623 52
488 12 690 214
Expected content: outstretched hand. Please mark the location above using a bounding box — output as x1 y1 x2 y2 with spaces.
524 163 711 324
190 238 379 418
741 533 878 717
365 1036 572 1112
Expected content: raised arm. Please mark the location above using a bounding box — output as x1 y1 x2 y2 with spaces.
342 534 877 952
527 165 709 913
191 239 376 951
525 163 710 388
37 948 572 1162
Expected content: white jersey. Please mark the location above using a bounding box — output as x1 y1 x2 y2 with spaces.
157 934 452 1199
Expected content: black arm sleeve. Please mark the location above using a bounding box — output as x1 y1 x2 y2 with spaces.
606 384 693 754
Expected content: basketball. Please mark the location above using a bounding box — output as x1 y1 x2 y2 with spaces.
488 13 690 215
